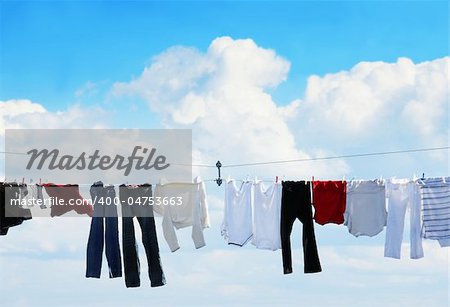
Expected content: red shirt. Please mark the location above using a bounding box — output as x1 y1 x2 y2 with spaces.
43 184 93 217
312 181 346 225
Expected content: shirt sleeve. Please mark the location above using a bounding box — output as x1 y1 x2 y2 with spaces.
191 185 206 249
152 184 165 217
199 181 210 228
161 205 180 252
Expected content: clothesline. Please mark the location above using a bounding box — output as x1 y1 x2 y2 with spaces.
1 145 448 186
0 145 448 168
218 146 450 168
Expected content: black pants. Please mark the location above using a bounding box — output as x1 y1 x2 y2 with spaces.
120 184 166 288
281 181 321 274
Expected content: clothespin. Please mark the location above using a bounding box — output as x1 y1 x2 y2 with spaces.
421 173 425 180
275 176 278 183
22 177 25 184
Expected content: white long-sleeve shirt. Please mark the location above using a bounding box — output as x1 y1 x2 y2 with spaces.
252 181 282 251
153 178 209 252
221 180 253 246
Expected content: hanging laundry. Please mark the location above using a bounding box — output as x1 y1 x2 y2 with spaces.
221 180 253 247
120 184 166 288
419 177 450 247
281 181 322 274
252 180 282 251
312 180 347 225
24 184 46 209
0 182 32 236
154 177 209 252
86 182 122 279
35 184 46 209
43 184 93 217
344 180 386 237
384 179 423 259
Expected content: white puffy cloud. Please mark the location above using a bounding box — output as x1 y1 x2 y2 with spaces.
112 37 348 179
0 243 448 306
0 99 110 179
113 38 448 178
276 56 449 178
0 99 109 135
0 99 46 132
295 57 449 148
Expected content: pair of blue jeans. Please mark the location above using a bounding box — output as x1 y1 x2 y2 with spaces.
86 182 122 278
120 184 166 288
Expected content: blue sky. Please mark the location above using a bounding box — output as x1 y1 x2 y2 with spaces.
0 1 449 306
1 1 448 108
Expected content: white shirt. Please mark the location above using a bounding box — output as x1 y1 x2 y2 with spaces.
252 181 282 251
221 180 253 246
345 180 387 237
153 177 209 252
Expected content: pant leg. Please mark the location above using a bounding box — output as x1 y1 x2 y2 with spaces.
409 183 424 259
122 216 140 287
297 182 322 273
137 216 166 287
104 187 122 278
85 216 104 278
120 185 141 288
384 188 407 259
280 182 299 275
86 185 105 278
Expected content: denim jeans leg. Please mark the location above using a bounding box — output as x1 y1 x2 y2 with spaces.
122 210 141 287
86 216 104 278
104 187 122 278
138 216 166 287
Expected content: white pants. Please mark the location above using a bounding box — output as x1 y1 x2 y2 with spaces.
384 179 424 259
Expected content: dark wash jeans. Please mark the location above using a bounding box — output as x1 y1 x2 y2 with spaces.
86 182 122 278
120 184 166 288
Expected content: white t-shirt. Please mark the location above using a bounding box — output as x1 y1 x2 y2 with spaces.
251 181 282 251
345 180 387 237
221 180 253 246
